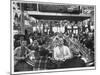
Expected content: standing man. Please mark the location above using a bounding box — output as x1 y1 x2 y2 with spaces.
14 41 33 72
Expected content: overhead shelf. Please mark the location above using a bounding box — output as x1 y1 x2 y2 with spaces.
24 11 91 21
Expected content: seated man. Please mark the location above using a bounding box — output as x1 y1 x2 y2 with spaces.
53 38 72 68
54 38 72 61
46 37 71 69
52 38 86 68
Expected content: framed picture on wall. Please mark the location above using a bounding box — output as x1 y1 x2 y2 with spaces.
10 0 96 74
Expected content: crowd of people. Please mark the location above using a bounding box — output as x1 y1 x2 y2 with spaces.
14 20 94 72
12 1 95 72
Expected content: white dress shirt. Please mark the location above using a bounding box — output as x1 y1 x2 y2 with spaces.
53 45 72 61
